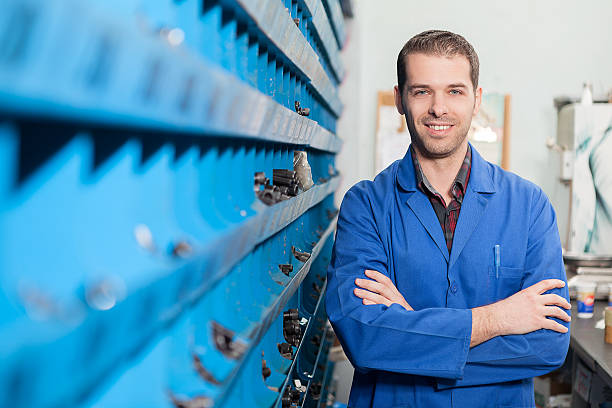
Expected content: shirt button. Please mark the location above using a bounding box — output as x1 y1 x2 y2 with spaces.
451 282 458 293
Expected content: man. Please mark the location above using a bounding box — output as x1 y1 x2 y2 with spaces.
326 30 571 407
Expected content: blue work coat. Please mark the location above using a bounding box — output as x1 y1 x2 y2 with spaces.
326 145 570 408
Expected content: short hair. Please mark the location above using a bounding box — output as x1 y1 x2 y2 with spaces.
397 30 479 93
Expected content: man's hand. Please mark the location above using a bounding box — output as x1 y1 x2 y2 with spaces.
353 269 413 311
471 279 571 347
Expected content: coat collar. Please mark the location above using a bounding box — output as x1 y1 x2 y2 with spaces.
396 142 495 194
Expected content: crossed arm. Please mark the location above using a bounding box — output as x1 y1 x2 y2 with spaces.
354 269 571 347
327 185 571 384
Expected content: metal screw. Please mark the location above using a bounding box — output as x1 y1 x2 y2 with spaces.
171 240 193 258
326 209 339 220
192 354 221 385
261 352 272 380
211 321 246 360
283 308 299 321
278 342 293 359
168 393 213 408
294 101 310 116
279 264 293 276
292 246 311 262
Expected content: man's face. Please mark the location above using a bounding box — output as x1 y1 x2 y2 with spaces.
394 53 482 159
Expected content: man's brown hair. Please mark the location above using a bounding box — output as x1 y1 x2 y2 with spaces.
397 30 479 93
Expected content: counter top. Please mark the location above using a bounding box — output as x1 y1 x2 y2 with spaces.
570 301 612 388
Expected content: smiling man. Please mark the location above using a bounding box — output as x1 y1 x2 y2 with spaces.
326 30 571 407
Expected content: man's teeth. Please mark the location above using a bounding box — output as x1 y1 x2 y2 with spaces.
428 125 451 131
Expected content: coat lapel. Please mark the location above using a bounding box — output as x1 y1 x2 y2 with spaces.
448 188 491 268
396 146 449 262
448 146 496 269
396 143 496 268
406 192 450 262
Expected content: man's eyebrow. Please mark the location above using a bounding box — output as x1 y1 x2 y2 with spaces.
448 83 469 89
407 84 430 90
407 83 469 90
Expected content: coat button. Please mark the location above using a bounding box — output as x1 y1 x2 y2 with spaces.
451 282 458 293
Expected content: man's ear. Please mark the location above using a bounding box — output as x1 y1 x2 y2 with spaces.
473 86 483 116
394 85 405 115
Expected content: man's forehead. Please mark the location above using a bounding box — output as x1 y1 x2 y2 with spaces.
404 52 471 87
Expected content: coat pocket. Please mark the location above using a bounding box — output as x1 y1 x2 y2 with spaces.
487 266 523 302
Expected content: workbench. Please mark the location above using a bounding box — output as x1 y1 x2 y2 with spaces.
570 301 612 406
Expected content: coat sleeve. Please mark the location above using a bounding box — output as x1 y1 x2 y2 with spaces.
436 187 571 389
326 184 473 379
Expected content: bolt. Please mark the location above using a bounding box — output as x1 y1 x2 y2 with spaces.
261 359 271 380
168 393 213 408
192 354 221 385
283 308 299 321
279 264 293 276
211 321 246 360
171 240 193 258
291 246 311 262
326 209 339 220
278 342 293 359
294 101 310 116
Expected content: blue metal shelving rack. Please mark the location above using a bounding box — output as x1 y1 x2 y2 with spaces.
0 0 347 407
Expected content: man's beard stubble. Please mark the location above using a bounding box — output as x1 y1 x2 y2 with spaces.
402 100 472 160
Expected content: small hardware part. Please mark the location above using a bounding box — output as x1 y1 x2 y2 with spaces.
292 246 311 262
278 342 294 360
294 101 310 116
279 264 293 276
211 321 247 360
192 354 221 385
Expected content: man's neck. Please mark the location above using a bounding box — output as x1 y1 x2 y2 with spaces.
413 141 468 204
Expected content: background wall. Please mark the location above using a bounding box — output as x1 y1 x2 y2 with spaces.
336 0 612 241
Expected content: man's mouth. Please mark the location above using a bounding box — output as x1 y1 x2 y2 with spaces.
424 123 454 134
426 124 453 131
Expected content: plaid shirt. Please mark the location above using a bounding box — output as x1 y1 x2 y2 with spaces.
411 145 472 253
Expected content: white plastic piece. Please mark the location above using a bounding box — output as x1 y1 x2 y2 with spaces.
581 82 593 106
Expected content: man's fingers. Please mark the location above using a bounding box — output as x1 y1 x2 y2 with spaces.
544 306 572 322
365 269 391 284
354 288 391 307
363 299 376 305
541 318 569 333
540 294 571 309
359 271 410 310
355 278 395 299
363 270 404 298
531 279 566 294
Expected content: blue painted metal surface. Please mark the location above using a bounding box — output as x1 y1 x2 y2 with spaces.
0 0 345 406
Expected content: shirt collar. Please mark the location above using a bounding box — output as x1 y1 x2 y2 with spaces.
409 145 472 201
396 142 495 194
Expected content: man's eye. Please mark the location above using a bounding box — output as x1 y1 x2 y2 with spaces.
414 90 428 96
450 89 463 95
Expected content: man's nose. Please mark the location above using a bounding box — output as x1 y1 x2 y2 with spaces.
428 94 449 118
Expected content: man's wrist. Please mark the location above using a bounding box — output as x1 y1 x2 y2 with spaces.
471 303 503 347
482 302 504 337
